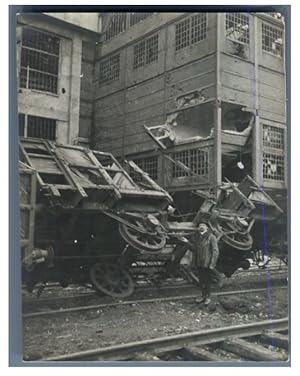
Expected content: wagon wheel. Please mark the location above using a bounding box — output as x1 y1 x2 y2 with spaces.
216 220 253 251
119 219 166 254
89 263 134 298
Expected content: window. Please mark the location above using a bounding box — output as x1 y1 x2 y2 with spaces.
99 54 120 85
133 34 159 69
134 157 158 181
263 125 284 149
105 13 127 41
263 153 284 181
262 23 283 57
172 149 208 178
18 114 56 140
225 13 250 44
19 113 25 137
20 27 60 94
129 13 154 26
175 14 207 51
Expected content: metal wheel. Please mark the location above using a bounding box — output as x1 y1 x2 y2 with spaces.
89 263 134 298
119 219 166 254
216 219 253 251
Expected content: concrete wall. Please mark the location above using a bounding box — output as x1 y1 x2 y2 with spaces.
17 14 97 145
78 40 96 144
46 13 100 33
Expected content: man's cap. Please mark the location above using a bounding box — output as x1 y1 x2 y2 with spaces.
198 223 208 231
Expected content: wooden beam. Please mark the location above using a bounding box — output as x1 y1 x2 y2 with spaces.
260 331 289 351
221 338 288 361
181 346 231 361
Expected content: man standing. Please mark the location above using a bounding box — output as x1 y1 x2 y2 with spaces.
190 223 223 305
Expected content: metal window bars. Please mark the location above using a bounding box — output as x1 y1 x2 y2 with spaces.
175 13 207 51
262 22 283 57
263 125 284 150
225 13 250 44
99 54 120 85
20 27 59 93
133 33 159 69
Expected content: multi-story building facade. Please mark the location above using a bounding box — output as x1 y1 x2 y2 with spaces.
93 12 287 216
16 11 287 217
16 12 100 146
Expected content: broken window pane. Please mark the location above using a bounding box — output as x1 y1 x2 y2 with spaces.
172 149 209 178
20 26 59 94
262 22 283 57
225 13 250 44
263 153 284 181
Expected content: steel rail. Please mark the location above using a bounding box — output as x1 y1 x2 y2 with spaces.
23 285 287 319
23 281 194 304
23 266 288 304
42 317 288 361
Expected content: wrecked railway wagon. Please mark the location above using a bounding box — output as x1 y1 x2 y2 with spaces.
19 138 283 298
19 138 173 297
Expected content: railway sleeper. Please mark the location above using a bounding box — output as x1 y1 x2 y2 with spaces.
220 337 288 361
259 331 289 351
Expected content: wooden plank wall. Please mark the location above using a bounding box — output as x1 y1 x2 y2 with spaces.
93 13 217 157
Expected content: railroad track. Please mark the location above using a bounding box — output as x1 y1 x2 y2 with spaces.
41 317 289 362
23 285 287 319
23 265 287 305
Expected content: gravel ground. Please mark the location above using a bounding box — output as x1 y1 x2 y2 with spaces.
23 265 288 313
23 283 288 361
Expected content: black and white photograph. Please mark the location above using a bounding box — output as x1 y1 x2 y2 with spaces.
10 6 290 366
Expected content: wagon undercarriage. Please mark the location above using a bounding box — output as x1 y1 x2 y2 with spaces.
19 138 283 298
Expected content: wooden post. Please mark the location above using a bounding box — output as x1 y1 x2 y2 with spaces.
252 15 263 185
214 13 222 192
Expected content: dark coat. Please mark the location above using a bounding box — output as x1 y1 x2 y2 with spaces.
190 231 219 269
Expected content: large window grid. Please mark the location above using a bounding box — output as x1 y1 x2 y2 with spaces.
175 14 207 51
262 23 283 57
263 153 284 181
130 13 154 26
172 149 209 178
19 114 56 141
134 156 158 181
99 54 120 85
225 13 250 44
20 27 60 94
105 13 127 41
133 34 159 70
263 124 284 150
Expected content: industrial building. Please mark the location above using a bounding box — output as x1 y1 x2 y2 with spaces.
16 11 287 214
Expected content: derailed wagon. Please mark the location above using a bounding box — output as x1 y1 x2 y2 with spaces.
20 138 173 297
19 138 283 298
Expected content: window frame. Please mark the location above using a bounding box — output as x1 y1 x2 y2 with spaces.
98 53 121 86
20 26 60 95
225 12 250 46
172 148 209 178
175 13 208 52
133 33 159 70
261 22 283 58
18 113 57 141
